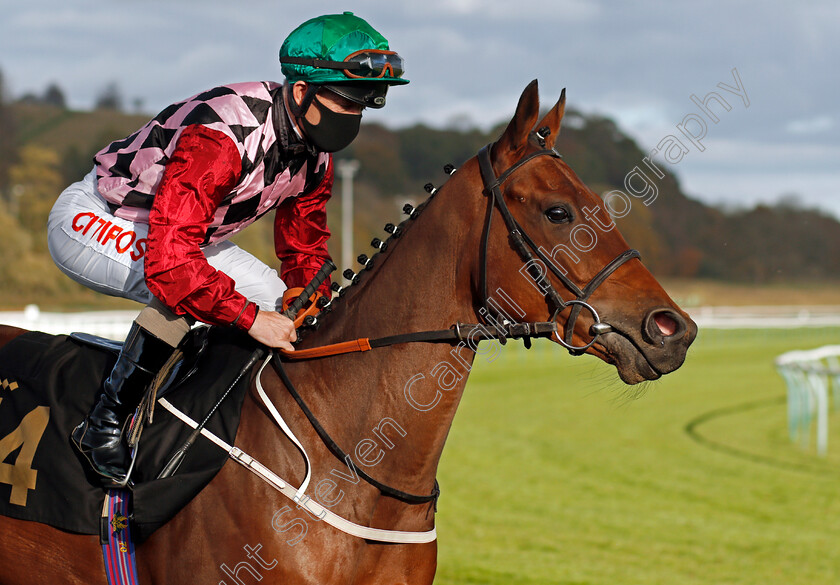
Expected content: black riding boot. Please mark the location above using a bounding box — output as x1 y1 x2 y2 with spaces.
71 322 174 485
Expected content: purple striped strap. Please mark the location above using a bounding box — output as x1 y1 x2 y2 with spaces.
101 489 139 585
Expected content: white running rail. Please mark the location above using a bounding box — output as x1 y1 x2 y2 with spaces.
776 345 840 456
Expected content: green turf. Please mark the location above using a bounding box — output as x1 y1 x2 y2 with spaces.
435 327 840 585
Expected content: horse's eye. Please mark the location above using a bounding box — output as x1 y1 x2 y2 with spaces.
545 206 572 224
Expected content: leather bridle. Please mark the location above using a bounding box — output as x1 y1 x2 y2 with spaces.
476 132 641 355
270 132 644 506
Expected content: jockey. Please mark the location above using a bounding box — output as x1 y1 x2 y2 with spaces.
46 12 408 486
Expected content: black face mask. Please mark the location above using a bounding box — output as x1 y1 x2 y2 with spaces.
300 96 362 153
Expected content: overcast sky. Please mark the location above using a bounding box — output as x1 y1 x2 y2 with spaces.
1 0 838 218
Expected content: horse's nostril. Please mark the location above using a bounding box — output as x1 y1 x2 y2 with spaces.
643 310 687 345
654 312 678 337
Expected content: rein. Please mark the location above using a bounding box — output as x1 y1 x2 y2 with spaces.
279 133 640 360
278 321 557 360
271 132 641 507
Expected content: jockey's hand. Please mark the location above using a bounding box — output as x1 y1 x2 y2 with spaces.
247 310 297 351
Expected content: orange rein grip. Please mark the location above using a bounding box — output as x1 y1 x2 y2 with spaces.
292 292 324 328
281 287 306 311
281 287 326 328
278 338 373 360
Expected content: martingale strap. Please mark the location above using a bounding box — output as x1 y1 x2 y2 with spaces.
272 353 441 505
262 135 641 512
157 377 437 544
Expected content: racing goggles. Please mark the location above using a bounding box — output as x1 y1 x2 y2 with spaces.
281 50 405 80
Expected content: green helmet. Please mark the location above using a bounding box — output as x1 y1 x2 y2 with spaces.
279 12 409 97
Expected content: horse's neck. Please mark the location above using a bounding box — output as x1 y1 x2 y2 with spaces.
285 173 484 493
323 181 480 343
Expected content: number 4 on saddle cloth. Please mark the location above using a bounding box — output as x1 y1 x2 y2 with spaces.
0 325 258 543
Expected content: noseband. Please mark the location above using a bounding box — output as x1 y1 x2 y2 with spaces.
477 133 641 355
271 133 642 507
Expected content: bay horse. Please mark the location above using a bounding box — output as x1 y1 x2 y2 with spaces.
0 80 695 584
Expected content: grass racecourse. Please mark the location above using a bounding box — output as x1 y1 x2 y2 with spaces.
434 326 840 585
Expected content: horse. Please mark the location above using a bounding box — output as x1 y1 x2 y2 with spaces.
0 80 696 585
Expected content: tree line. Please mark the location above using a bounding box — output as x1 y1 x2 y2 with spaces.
0 72 142 307
0 71 837 309
344 114 840 284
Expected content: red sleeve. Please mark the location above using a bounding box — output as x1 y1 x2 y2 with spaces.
274 157 334 296
145 125 258 330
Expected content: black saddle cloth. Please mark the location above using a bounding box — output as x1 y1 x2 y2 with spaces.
0 326 259 542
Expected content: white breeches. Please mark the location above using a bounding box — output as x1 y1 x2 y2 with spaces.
47 170 287 316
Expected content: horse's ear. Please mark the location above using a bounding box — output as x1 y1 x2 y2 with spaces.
535 88 566 149
495 80 541 159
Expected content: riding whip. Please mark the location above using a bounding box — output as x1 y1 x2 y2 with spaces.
157 259 336 479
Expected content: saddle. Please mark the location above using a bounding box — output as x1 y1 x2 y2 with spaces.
0 325 261 542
